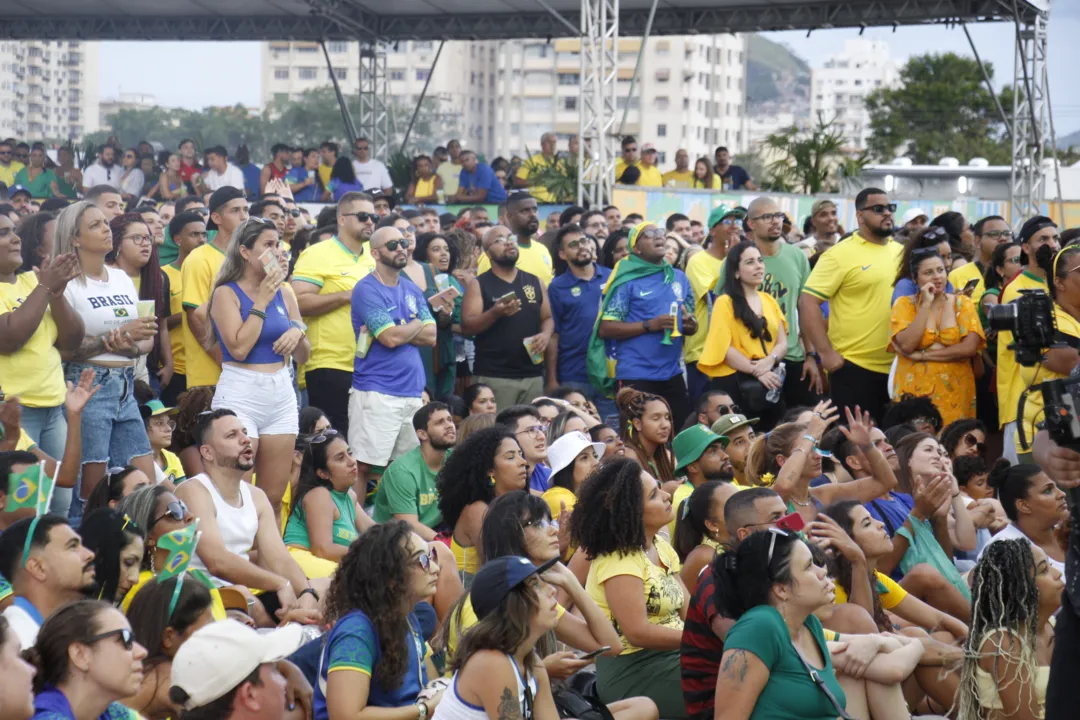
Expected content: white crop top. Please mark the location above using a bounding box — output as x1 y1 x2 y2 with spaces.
62 266 140 363
188 473 259 588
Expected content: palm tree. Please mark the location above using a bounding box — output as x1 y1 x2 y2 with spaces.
761 115 867 194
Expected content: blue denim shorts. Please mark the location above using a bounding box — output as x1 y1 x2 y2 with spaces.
64 363 152 467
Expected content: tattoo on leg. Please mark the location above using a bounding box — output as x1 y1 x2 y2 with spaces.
720 648 750 684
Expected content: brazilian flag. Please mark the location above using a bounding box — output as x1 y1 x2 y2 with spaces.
6 462 53 513
157 523 199 580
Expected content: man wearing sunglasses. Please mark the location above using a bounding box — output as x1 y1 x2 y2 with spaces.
351 137 394 196
799 187 903 424
0 140 24 188
347 226 436 498
291 192 377 436
946 215 1011 308
0 514 97 648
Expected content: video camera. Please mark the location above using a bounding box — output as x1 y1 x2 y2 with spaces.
989 288 1080 449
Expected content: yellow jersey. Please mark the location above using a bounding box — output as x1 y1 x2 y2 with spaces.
1016 303 1080 452
414 175 437 199
636 165 664 187
661 169 695 188
683 250 724 364
317 164 332 188
614 158 638 182
0 273 65 407
948 261 985 303
180 242 227 388
515 153 559 203
16 428 36 451
997 270 1047 428
476 239 554 286
834 570 907 609
162 262 185 375
291 237 376 372
0 161 24 187
803 233 903 374
697 293 787 378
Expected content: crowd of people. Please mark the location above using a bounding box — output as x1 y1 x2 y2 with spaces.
1 129 1080 720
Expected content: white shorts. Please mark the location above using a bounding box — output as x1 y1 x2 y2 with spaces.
212 364 298 439
348 390 422 467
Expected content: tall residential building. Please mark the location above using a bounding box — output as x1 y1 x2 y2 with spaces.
0 40 100 141
259 35 747 165
810 39 899 151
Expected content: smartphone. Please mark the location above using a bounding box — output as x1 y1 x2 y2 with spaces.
962 278 980 294
576 646 611 661
259 248 280 276
497 291 517 304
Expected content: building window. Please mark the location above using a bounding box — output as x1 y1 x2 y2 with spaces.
328 42 348 53
416 69 430 81
298 67 317 80
274 68 289 80
295 45 318 53
334 67 347 80
390 70 405 81
657 151 667 165
524 97 554 113
563 96 577 111
524 44 551 59
558 73 580 86
654 69 670 82
655 96 669 110
657 124 666 137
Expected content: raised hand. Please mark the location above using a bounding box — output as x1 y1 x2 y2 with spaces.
65 367 101 415
806 400 839 440
836 405 874 448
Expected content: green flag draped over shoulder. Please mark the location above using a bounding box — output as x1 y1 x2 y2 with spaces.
586 253 675 396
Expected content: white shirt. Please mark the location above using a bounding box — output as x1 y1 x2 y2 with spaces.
350 158 393 192
1 603 41 648
82 161 120 190
188 473 259 587
202 163 246 192
62 266 140 363
978 522 1066 576
118 167 145 197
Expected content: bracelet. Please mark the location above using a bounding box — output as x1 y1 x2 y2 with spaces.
642 320 650 333
790 447 806 454
249 308 267 320
802 434 818 445
298 587 320 601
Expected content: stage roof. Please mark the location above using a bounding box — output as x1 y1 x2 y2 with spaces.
0 0 1050 41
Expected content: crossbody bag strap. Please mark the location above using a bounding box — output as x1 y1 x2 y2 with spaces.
793 646 857 720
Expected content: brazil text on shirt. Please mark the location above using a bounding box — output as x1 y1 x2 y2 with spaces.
351 272 435 398
549 264 611 382
85 294 136 312
601 270 694 380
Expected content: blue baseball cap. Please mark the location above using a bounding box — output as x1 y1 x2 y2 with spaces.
8 185 30 199
471 555 558 620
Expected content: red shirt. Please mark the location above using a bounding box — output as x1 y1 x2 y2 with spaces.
680 570 727 720
178 160 201 182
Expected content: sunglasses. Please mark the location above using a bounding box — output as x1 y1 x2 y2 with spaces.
717 403 741 415
963 433 987 454
289 209 301 217
767 527 791 565
416 546 439 571
149 499 189 530
523 517 559 532
343 211 376 223
86 627 135 651
860 203 898 214
382 238 411 252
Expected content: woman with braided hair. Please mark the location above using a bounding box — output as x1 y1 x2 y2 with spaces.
958 538 1062 720
616 387 676 492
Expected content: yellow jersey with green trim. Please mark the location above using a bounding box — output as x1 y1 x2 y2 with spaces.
833 570 908 609
476 239 554 286
948 261 985 303
291 237 376 372
803 234 903 374
162 262 185 374
997 270 1048 428
1016 303 1080 452
0 273 65 407
180 241 227 388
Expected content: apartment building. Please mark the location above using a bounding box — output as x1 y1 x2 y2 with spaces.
260 35 747 164
0 40 99 141
99 92 157 132
810 39 899 150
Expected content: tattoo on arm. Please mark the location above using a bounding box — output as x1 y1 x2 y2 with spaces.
720 649 751 685
496 687 522 720
64 332 138 362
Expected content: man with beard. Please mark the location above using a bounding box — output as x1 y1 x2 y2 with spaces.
176 409 321 617
947 215 1012 302
806 198 841 254
998 215 1060 463
711 413 757 487
0 514 97 647
372 401 456 539
669 424 734 536
799 187 902 423
291 192 377 435
347 226 436 499
463 224 553 411
81 145 120 192
477 191 552 284
715 197 821 406
547 223 613 419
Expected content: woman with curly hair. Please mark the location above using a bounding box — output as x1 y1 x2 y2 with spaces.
616 387 676 491
169 385 215 478
571 457 688 718
315 520 444 720
958 539 1061 720
436 426 528 585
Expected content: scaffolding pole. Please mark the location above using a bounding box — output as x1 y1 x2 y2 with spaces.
321 40 358 146
1009 10 1049 225
358 44 390 159
578 0 619 207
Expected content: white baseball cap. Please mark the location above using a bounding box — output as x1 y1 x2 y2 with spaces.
170 620 305 710
901 208 929 225
548 431 605 477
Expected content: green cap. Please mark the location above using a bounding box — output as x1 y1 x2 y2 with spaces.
710 413 758 438
707 204 746 229
139 399 177 421
673 424 729 473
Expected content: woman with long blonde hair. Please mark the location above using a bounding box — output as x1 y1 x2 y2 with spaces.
206 217 309 520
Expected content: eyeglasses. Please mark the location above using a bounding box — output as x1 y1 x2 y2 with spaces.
310 429 342 444
565 238 590 249
751 212 785 223
490 234 515 246
382 238 411 252
516 425 546 438
149 416 176 431
963 433 987 454
523 517 559 532
403 225 417 235
149 499 188 530
639 228 666 240
766 527 790 565
289 209 301 217
124 234 153 245
85 627 135 651
343 211 376 224
982 230 1013 240
193 207 210 216
860 203 897 215
416 546 438 571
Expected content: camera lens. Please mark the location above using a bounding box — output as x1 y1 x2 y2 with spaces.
986 303 1018 332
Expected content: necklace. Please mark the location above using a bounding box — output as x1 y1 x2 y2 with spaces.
790 493 813 507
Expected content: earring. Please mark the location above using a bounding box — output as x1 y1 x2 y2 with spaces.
488 474 495 487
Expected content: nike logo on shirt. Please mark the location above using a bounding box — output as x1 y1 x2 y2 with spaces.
861 265 872 271
639 290 653 297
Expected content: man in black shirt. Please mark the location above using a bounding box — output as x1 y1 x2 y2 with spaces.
462 225 553 412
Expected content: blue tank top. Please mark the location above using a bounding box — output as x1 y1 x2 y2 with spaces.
214 282 291 364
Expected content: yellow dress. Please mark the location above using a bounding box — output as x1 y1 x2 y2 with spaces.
414 175 437 199
889 294 985 425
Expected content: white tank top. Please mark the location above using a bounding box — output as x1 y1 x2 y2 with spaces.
434 655 537 720
188 473 259 587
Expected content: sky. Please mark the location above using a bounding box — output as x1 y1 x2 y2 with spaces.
97 9 1080 139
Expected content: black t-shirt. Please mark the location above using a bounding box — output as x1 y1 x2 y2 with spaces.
473 269 545 379
716 165 751 190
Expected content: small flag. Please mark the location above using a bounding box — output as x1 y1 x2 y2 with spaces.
157 521 200 581
6 462 54 514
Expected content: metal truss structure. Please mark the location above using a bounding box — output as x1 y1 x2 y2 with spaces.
1009 9 1050 223
578 0 619 207
357 45 389 161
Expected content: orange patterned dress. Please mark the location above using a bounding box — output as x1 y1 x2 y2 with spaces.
889 294 985 426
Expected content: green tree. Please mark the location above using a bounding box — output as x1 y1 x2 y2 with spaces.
760 115 867 193
865 53 1012 164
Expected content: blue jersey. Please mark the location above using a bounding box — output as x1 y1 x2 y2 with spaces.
602 270 693 381
549 265 610 383
351 272 435 398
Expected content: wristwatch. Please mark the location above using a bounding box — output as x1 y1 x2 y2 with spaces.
416 700 429 720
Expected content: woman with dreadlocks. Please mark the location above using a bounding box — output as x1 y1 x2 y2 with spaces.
572 457 688 718
315 520 446 720
615 387 676 493
958 538 1062 720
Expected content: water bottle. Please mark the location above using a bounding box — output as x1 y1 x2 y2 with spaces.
766 362 786 404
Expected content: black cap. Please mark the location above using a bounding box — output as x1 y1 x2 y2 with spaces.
207 186 246 231
1018 215 1056 244
470 555 557 620
40 197 70 212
